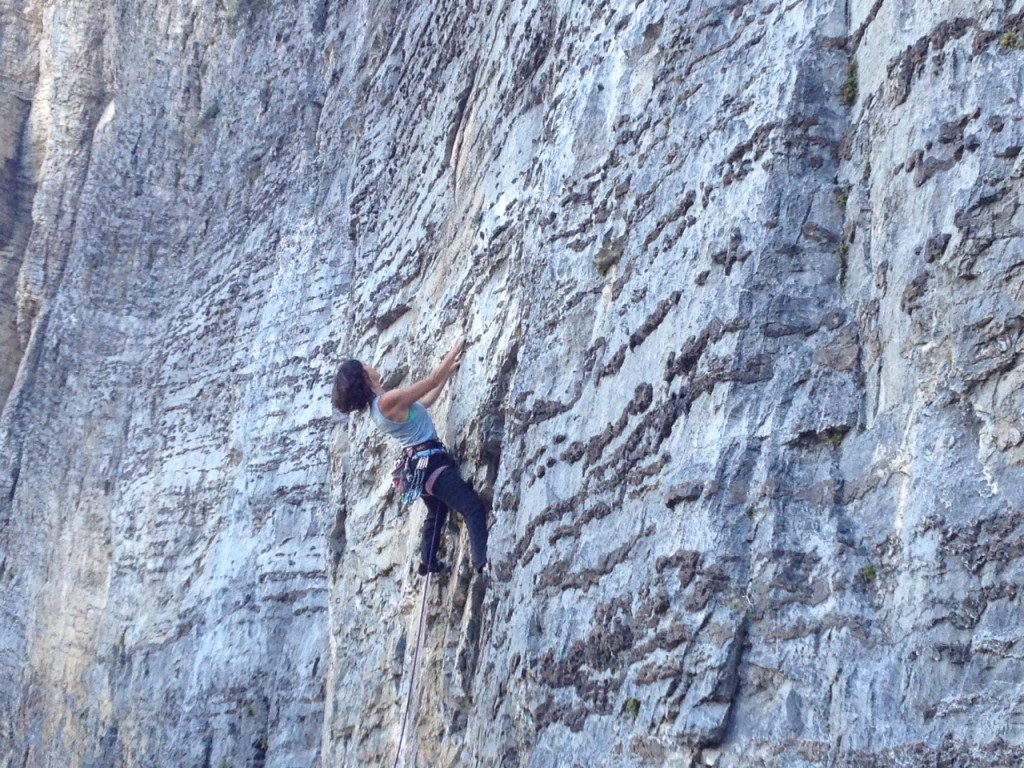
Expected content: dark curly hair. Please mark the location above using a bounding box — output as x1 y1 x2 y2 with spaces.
331 359 375 413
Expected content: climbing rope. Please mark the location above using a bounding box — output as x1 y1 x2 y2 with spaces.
392 511 443 768
392 568 432 768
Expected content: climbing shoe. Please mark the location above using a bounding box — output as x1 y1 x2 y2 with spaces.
418 560 451 576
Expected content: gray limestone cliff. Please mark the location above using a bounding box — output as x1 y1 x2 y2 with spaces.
1 0 1023 766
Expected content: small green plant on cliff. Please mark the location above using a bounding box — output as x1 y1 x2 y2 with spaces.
623 698 641 720
840 62 858 106
836 241 849 285
225 0 266 27
861 563 877 582
745 505 757 519
727 596 747 612
999 30 1023 49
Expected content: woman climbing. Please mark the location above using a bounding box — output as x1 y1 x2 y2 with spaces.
330 338 489 578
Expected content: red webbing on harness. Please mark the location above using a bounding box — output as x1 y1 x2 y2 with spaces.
423 465 448 496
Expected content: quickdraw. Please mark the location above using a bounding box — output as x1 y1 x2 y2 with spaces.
392 447 447 506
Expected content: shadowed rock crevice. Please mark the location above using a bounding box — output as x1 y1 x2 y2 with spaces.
0 94 39 408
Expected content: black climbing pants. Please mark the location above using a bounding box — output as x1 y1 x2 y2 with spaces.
419 455 488 571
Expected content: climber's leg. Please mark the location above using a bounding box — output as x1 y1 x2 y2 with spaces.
419 495 448 573
429 468 488 571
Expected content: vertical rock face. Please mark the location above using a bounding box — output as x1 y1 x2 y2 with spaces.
1 0 1022 767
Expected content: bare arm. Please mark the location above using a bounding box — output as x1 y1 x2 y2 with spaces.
418 378 447 408
378 338 465 420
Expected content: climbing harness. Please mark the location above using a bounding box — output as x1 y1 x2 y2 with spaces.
392 443 449 506
392 502 443 768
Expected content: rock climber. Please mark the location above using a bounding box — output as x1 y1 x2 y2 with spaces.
330 338 489 579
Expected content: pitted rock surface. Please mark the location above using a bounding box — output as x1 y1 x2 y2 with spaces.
1 0 1023 766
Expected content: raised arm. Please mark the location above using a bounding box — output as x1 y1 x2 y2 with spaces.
377 338 465 421
418 377 448 408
